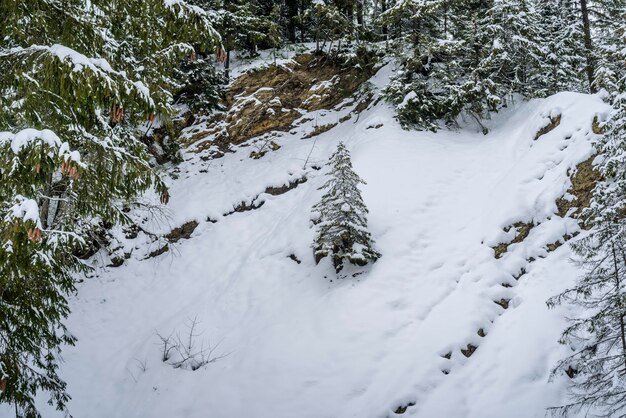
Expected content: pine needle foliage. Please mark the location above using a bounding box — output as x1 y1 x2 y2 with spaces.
547 227 626 417
0 1 220 416
312 142 380 273
548 20 626 416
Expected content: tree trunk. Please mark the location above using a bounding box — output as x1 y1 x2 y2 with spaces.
346 3 354 24
286 0 298 43
357 0 364 27
611 243 626 371
39 174 53 230
381 0 388 35
316 29 320 53
300 0 306 42
579 0 596 93
443 0 448 34
412 18 420 52
225 49 231 79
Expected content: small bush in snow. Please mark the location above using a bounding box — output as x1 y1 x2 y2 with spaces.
157 317 228 372
312 142 380 273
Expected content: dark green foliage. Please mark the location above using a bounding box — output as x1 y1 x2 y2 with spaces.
380 0 614 131
0 1 220 416
533 0 585 96
382 0 504 131
548 20 626 416
175 57 227 114
304 2 354 54
547 229 626 417
592 2 626 93
201 0 280 77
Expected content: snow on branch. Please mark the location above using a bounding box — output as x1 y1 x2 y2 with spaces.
6 195 42 229
0 128 81 163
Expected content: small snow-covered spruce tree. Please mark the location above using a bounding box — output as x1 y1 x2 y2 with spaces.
312 143 380 273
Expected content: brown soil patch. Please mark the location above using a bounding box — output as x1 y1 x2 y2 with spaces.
592 115 605 134
493 222 534 259
224 199 265 216
264 177 307 196
556 157 602 225
148 244 169 258
534 113 561 140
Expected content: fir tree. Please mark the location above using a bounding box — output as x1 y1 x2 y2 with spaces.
381 0 623 131
383 0 511 131
478 0 543 99
304 1 353 54
534 0 585 96
592 2 626 93
378 0 445 58
207 0 278 77
548 20 626 417
547 226 626 417
312 142 380 273
174 57 227 115
0 1 220 416
381 0 452 130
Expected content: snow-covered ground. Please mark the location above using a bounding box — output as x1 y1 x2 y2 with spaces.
32 63 611 418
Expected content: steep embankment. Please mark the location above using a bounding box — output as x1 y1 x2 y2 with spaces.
38 57 610 418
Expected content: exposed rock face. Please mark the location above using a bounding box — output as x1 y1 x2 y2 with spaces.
182 52 378 153
165 220 200 243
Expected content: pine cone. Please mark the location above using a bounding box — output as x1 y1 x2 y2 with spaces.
28 227 42 242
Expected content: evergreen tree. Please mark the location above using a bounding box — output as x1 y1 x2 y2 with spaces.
0 1 220 416
382 0 616 131
174 57 227 115
534 0 585 96
548 20 626 417
547 226 626 417
378 0 445 57
478 0 543 99
382 0 626 131
592 2 626 93
304 1 354 54
381 0 453 130
584 18 626 232
206 0 278 77
312 142 380 273
383 0 513 131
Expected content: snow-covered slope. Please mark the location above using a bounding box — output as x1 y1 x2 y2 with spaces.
36 64 610 418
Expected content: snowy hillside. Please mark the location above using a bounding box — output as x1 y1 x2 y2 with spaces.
37 62 610 418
